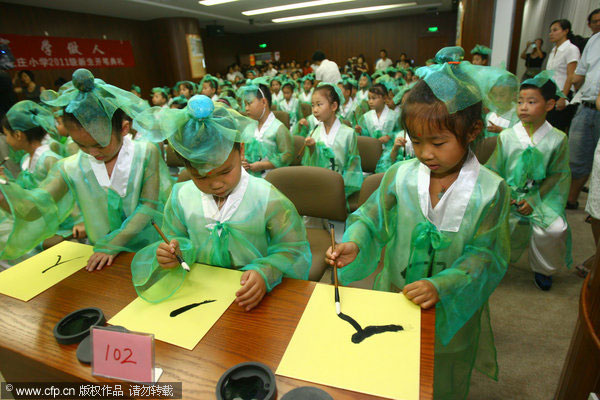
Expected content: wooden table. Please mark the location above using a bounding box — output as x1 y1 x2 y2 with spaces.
0 252 435 399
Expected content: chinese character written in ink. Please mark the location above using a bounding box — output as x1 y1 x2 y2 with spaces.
67 41 83 55
92 44 105 55
42 255 85 274
41 39 52 56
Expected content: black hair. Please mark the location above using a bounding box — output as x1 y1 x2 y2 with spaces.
588 8 600 23
340 81 353 92
312 51 326 62
368 83 388 97
550 19 574 40
282 82 295 91
222 89 236 98
20 70 34 82
1 115 47 143
380 49 387 55
255 83 272 107
520 80 559 101
401 80 483 146
205 79 218 91
62 108 127 140
179 82 194 92
314 84 341 109
474 53 489 62
535 38 544 45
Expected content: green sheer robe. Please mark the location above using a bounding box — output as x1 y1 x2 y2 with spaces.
277 97 302 129
485 121 572 264
244 112 294 177
291 114 318 138
301 119 363 198
131 170 312 303
339 154 510 399
357 106 400 151
0 136 172 260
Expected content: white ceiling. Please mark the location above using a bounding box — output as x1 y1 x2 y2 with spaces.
6 0 454 33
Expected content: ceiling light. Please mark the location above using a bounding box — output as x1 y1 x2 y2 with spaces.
243 0 356 16
199 0 238 6
272 3 418 23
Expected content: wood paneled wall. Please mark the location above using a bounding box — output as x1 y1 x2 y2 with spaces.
203 11 458 74
459 0 495 63
0 2 163 97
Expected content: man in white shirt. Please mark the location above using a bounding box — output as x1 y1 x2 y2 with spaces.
567 15 600 209
312 51 341 84
375 49 393 71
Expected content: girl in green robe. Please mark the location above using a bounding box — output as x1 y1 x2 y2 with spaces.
326 63 511 400
301 83 363 199
131 95 311 308
0 69 172 271
240 79 294 178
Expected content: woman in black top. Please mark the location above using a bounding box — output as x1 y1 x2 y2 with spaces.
520 38 546 81
12 70 42 102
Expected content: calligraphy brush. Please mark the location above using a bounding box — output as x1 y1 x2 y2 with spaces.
150 219 190 271
330 223 341 315
0 157 9 167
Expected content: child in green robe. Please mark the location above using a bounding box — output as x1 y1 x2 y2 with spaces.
486 71 572 291
131 95 311 309
302 83 363 199
326 63 510 399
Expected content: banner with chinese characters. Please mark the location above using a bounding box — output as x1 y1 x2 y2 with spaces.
0 34 135 70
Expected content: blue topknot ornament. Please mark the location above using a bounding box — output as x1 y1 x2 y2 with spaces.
72 68 95 92
187 95 215 119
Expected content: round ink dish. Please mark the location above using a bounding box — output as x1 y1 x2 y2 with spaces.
216 361 276 400
76 325 128 364
281 387 334 400
53 307 105 345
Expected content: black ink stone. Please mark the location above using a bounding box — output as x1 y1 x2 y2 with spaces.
53 307 105 345
216 362 276 400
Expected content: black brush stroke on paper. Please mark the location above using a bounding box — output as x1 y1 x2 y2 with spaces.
338 312 404 344
170 300 216 317
42 255 85 274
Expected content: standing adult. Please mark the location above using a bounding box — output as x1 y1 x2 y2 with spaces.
375 49 393 71
567 9 600 212
545 19 580 133
312 50 341 84
12 70 42 102
520 38 547 81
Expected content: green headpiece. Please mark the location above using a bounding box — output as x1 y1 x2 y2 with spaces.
130 85 141 95
393 82 417 105
471 44 492 56
415 62 482 114
521 70 566 99
359 72 372 87
434 46 465 64
134 95 255 175
201 74 219 88
170 95 188 106
151 87 169 98
6 100 58 137
41 68 149 147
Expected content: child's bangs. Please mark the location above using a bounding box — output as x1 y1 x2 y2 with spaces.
402 101 452 139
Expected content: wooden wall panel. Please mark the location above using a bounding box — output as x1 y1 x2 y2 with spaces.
203 11 458 74
459 0 495 63
0 2 162 98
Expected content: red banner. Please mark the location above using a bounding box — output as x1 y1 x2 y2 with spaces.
0 34 135 70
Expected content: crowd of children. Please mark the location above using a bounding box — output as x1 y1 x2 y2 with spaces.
0 41 577 399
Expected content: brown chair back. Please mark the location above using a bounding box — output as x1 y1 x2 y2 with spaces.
272 110 290 130
291 135 306 166
300 103 312 118
165 145 184 168
357 136 383 173
358 173 384 207
265 166 347 221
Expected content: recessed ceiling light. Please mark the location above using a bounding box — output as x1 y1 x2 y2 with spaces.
199 0 238 5
272 3 418 23
243 0 356 16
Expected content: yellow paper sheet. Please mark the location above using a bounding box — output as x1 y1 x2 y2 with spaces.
108 264 242 350
276 283 421 400
0 241 94 302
